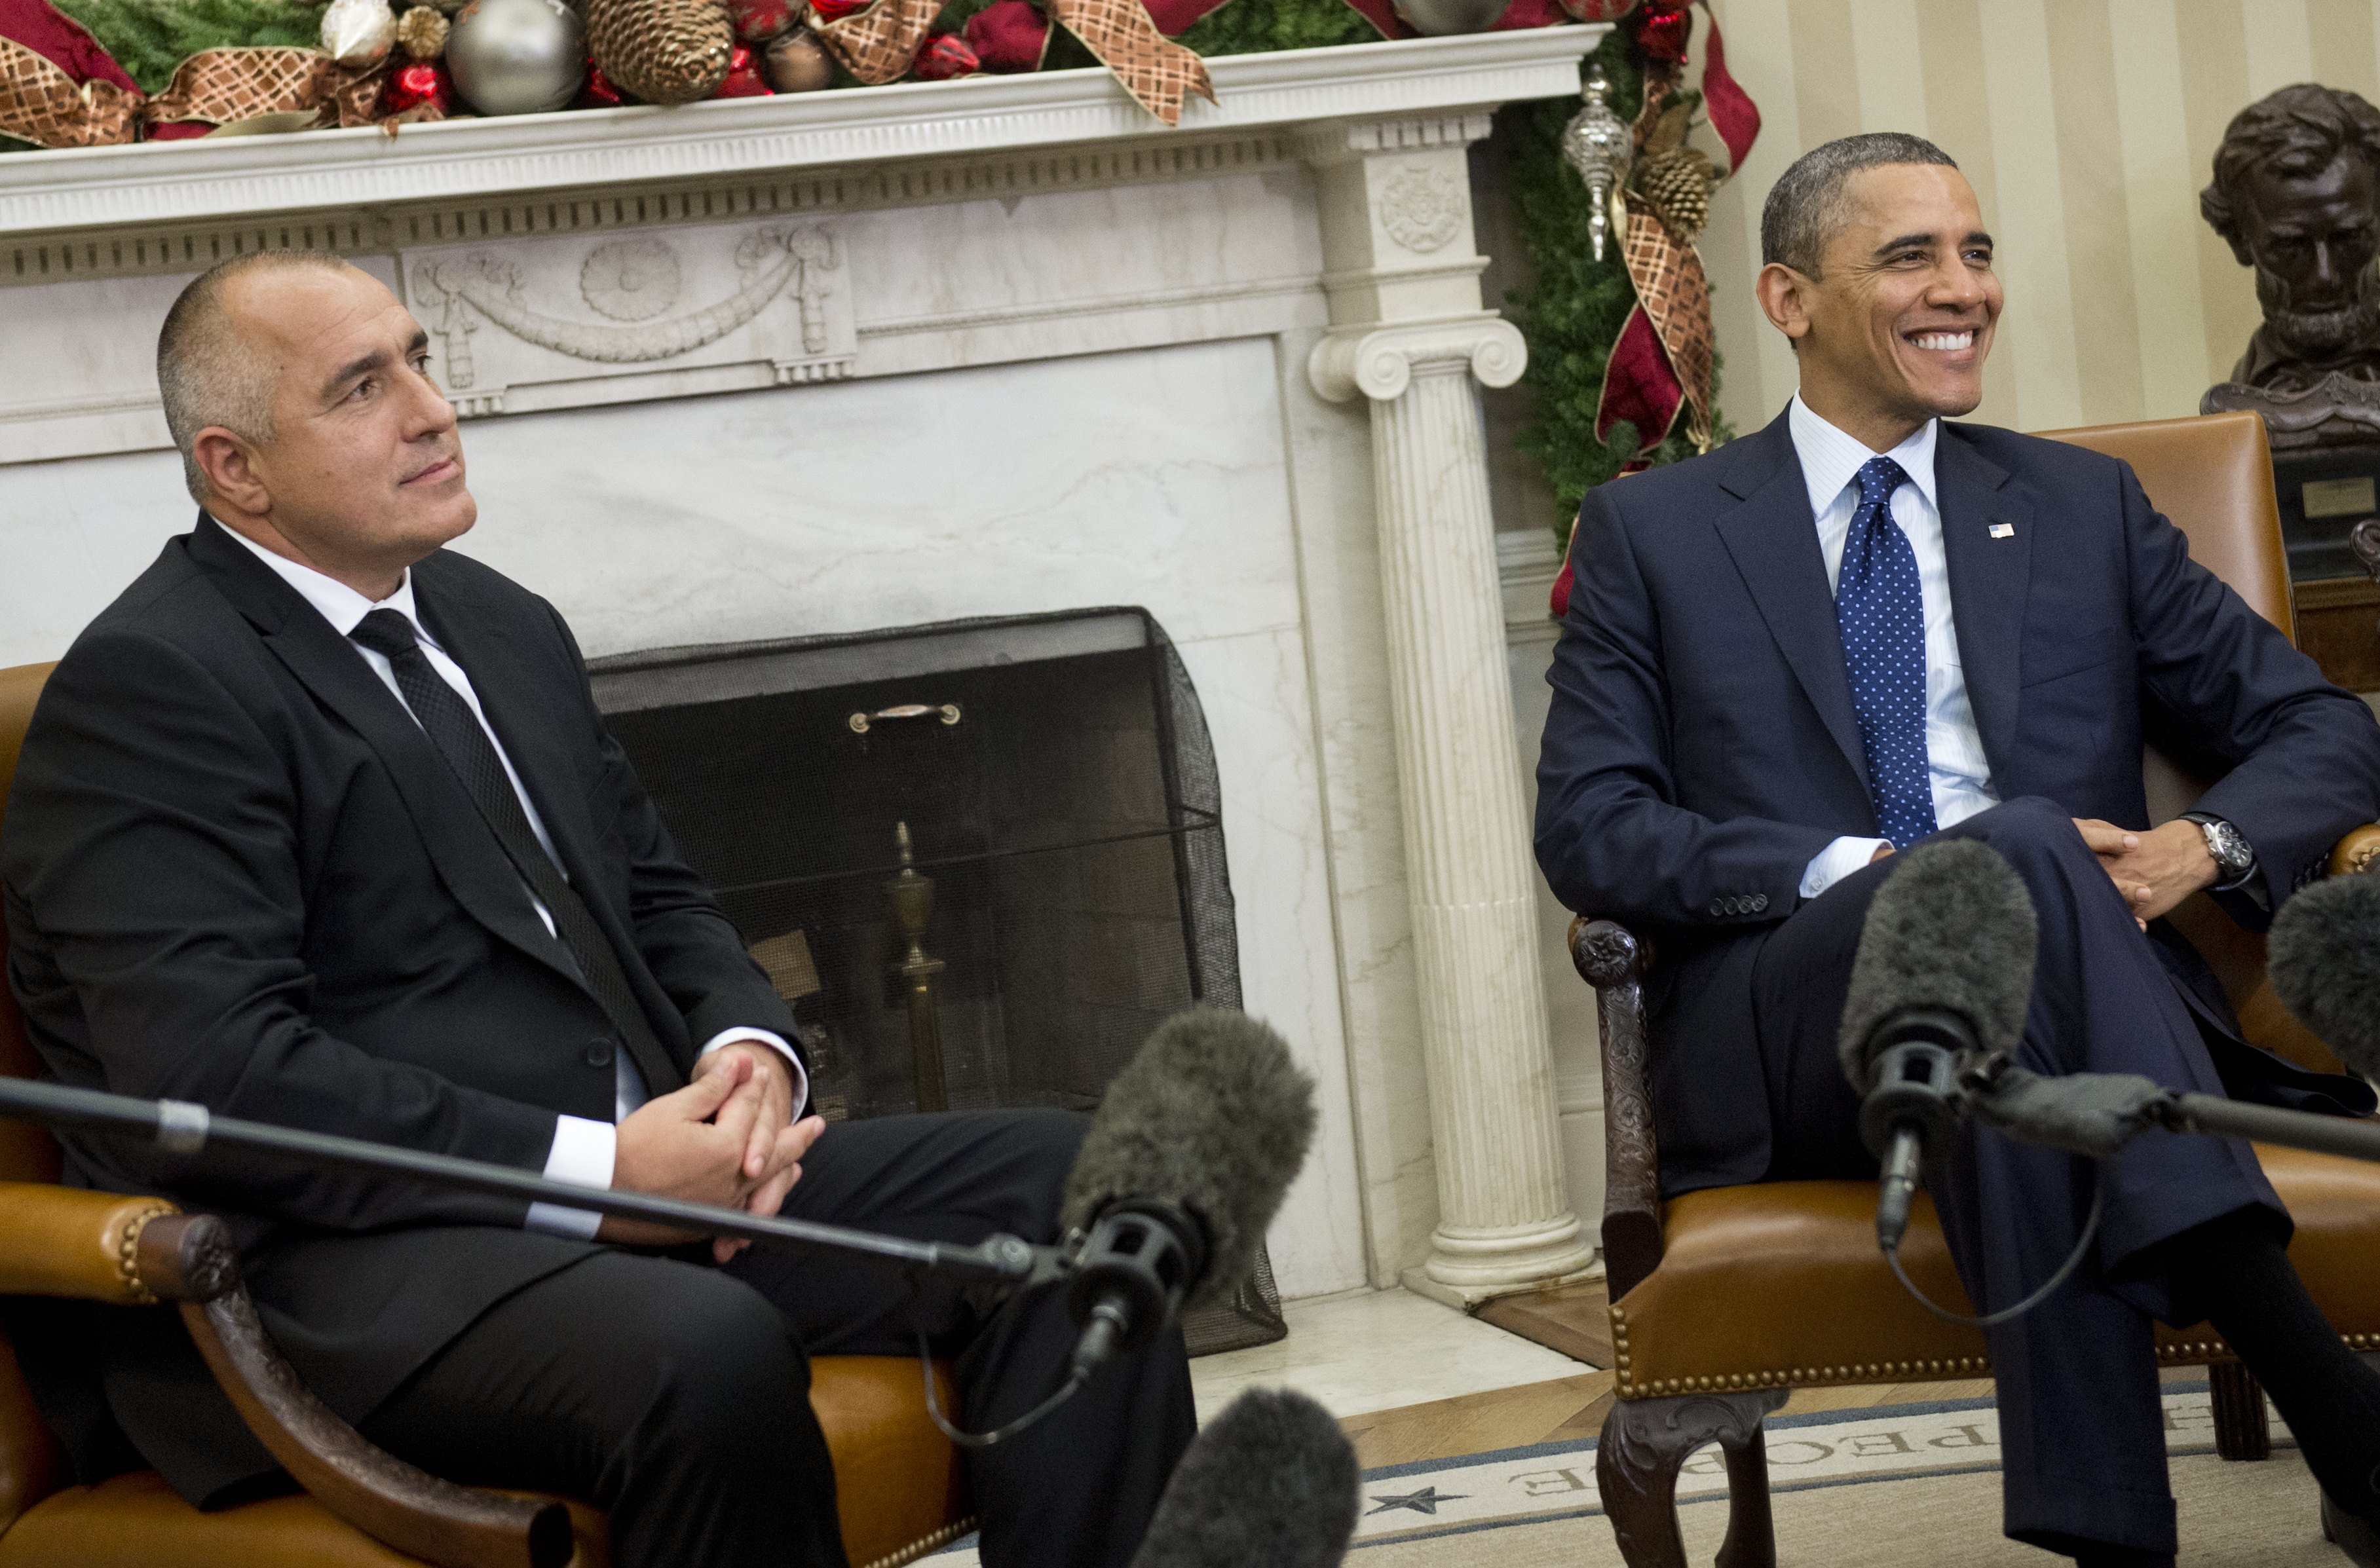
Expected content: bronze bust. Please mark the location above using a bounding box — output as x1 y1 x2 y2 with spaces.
2201 83 2380 448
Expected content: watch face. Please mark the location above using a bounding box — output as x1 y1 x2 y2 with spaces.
2206 820 2250 873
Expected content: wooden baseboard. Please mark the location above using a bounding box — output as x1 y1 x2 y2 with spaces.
2296 575 2380 692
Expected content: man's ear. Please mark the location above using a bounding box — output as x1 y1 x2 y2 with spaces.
192 428 269 516
1756 261 1814 347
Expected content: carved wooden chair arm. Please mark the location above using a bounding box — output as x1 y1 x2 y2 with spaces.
2332 823 2380 878
1565 918 1665 1300
0 1184 571 1568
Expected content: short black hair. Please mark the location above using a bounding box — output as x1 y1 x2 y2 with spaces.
1761 132 1960 278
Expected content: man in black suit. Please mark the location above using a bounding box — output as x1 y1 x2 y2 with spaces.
1536 134 2380 1565
1 251 1194 1568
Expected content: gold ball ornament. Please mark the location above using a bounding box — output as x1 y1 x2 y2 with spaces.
764 28 831 93
584 0 733 105
396 5 452 59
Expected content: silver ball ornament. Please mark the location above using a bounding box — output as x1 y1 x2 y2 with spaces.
447 0 587 116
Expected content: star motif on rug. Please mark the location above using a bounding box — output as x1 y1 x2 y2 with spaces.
1365 1486 1467 1516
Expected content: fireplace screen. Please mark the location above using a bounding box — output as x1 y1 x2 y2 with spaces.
588 608 1283 1355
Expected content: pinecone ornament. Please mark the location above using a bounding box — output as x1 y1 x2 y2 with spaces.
396 5 451 60
586 0 733 103
1638 145 1716 244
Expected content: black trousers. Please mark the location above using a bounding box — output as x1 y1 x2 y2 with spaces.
356 1108 1197 1568
1748 797 2285 1558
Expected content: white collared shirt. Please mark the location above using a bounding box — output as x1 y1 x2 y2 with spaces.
220 521 801 1235
1786 398 2001 899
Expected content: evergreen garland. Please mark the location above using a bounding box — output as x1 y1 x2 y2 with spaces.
1492 24 1731 546
47 0 320 93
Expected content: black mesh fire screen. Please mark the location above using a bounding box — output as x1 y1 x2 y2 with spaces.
588 607 1285 1356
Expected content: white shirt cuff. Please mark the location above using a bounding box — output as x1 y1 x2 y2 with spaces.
697 1027 808 1120
525 1113 616 1239
1801 836 1893 901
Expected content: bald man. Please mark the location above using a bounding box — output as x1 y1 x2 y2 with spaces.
0 252 1195 1568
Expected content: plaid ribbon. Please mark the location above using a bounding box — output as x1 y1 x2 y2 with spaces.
814 0 941 85
1619 187 1712 450
147 47 333 130
0 33 138 147
1051 0 1213 126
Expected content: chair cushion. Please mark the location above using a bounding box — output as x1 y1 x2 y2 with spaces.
1610 1145 2380 1400
0 1356 965 1568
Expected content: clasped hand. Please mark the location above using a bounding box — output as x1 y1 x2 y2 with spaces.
2073 817 2219 928
601 1043 826 1263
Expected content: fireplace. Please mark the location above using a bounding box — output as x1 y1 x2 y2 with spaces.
588 607 1281 1353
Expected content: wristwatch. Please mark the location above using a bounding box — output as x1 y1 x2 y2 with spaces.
2181 812 2257 890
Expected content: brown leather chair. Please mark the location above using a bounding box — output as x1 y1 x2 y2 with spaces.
1567 411 2380 1567
0 660 972 1568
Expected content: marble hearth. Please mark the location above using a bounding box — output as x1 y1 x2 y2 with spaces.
0 28 1605 1305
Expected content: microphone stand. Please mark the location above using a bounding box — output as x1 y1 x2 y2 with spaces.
0 1077 1069 1290
1960 1053 2380 1166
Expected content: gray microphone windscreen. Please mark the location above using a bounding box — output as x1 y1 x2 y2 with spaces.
1128 1388 1358 1568
1062 1007 1315 1313
1836 839 2039 1092
2267 872 2380 1082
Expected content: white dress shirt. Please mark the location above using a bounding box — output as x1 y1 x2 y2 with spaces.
1787 398 2001 899
221 524 803 1236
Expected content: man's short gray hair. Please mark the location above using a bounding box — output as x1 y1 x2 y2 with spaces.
157 250 357 504
1760 132 1960 278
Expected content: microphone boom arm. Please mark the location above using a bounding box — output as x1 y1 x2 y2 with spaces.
1960 1055 2380 1167
0 1077 1066 1290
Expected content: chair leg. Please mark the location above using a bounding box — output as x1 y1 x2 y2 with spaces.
1598 1389 1787 1568
2210 1362 2271 1461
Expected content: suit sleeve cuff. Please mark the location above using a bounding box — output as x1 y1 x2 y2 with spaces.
1802 836 1891 901
525 1114 615 1239
698 1027 809 1121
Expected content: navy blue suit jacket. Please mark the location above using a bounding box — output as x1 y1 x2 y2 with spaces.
1535 411 2380 1193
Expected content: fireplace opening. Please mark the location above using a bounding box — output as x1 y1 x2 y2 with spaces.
588 608 1284 1354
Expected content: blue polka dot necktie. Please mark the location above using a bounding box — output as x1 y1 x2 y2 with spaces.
1834 456 1938 849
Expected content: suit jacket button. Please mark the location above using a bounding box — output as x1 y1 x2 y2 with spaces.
1707 899 1725 918
1752 894 1769 912
584 1039 615 1069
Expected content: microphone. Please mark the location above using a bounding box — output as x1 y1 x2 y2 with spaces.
2267 869 2380 1083
1836 840 2039 1251
1059 1007 1316 1380
1128 1388 1358 1568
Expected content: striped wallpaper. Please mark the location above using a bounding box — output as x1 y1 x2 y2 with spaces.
1698 0 2380 438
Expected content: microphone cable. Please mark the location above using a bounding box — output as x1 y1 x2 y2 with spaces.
1879 1168 2104 1330
916 1329 1090 1448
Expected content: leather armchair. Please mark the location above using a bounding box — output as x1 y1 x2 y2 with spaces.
1564 413 2380 1568
0 660 971 1568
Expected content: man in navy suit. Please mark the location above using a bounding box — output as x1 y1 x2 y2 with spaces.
1536 132 2380 1566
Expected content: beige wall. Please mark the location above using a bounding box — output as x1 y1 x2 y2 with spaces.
1701 0 2380 438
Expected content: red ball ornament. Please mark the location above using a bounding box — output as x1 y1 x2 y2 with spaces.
963 0 1047 72
810 0 871 22
727 0 799 42
1626 0 1689 60
576 62 630 107
381 58 454 117
712 42 773 95
911 30 977 79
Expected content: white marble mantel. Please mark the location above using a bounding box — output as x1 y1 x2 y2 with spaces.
0 26 1606 1303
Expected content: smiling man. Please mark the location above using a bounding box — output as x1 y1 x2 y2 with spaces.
1535 135 2380 1565
1 252 1194 1568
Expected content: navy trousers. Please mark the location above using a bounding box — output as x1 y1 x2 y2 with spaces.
1749 796 2286 1557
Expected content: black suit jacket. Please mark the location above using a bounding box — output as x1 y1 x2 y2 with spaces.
1535 412 2380 1193
2 514 801 1498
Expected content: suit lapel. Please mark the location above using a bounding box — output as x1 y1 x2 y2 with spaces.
186 518 590 995
1712 417 1870 789
1935 429 2032 784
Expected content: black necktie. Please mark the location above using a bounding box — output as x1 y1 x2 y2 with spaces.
349 607 675 1093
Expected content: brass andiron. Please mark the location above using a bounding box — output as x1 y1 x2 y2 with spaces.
886 821 949 1113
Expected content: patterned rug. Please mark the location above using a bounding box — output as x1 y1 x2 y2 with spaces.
933 1385 2340 1565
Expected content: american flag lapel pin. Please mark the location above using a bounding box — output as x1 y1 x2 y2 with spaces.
1988 523 2016 539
